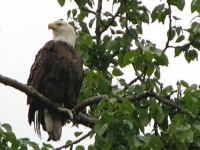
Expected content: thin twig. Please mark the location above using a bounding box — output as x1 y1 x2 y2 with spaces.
55 131 92 150
81 7 96 15
99 6 120 35
163 1 172 52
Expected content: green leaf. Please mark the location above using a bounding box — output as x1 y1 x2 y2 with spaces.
123 51 135 66
169 0 185 11
76 145 85 150
80 22 89 34
97 99 106 113
146 64 154 77
57 0 65 7
66 140 72 145
191 0 200 13
83 34 93 47
19 138 30 145
121 99 134 116
42 143 54 149
74 132 83 137
124 119 133 129
175 26 182 36
185 50 198 62
116 30 124 34
151 4 165 23
177 128 194 143
75 0 87 7
150 135 164 149
2 123 12 132
94 123 108 136
112 68 124 76
104 11 113 17
155 106 165 123
102 140 112 150
29 141 40 149
72 9 77 17
67 10 71 19
174 47 182 57
134 84 146 94
121 18 127 28
89 18 95 28
153 51 169 66
154 67 160 79
168 29 176 41
176 35 185 43
110 27 115 34
180 80 189 88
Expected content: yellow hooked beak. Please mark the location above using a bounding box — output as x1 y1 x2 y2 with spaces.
48 23 58 30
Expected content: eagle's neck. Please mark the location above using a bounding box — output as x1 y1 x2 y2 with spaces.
52 31 75 48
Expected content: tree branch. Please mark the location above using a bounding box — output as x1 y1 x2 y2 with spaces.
1 74 200 130
55 131 92 150
81 6 96 15
74 95 104 113
163 1 172 52
99 6 120 35
128 91 200 120
0 74 96 128
95 0 102 44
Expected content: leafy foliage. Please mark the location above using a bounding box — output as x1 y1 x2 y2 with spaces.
3 0 200 149
0 123 52 150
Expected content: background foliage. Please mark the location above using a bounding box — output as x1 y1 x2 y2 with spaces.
1 0 200 149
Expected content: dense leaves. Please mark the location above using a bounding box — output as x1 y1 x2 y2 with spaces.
3 0 200 149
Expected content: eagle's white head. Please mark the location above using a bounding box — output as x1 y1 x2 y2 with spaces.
48 19 76 48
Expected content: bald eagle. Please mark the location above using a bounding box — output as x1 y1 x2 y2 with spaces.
27 19 83 141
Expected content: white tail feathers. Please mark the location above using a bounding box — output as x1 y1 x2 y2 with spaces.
44 109 62 141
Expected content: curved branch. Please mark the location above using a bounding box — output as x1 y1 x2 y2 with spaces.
0 74 96 127
74 95 104 113
1 74 200 129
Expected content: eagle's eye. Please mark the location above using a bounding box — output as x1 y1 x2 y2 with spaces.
56 23 62 26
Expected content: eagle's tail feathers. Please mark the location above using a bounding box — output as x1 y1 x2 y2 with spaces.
44 109 62 141
34 111 42 139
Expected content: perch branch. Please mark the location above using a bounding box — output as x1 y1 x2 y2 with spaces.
0 74 96 128
1 74 200 129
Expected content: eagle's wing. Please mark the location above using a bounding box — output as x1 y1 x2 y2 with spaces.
27 40 83 141
27 40 55 137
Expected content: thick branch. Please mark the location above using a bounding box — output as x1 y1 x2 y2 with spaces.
1 74 200 129
74 95 104 113
0 74 96 127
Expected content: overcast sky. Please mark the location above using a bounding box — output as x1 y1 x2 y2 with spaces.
0 0 199 149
